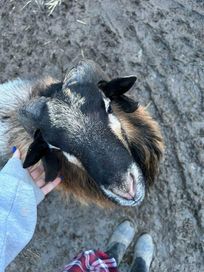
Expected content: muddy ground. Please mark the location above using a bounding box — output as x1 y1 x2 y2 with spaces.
0 0 203 271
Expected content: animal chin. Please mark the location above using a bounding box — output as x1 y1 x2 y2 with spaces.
100 180 145 207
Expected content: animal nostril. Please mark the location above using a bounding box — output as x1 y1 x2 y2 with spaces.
127 173 136 197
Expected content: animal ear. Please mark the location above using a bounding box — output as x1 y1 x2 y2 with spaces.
19 97 48 135
23 129 61 181
98 76 137 98
42 150 61 182
113 95 139 113
23 130 50 168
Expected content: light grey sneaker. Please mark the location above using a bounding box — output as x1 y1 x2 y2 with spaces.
106 220 136 265
130 233 154 272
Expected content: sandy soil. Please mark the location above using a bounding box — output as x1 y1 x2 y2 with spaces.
0 0 203 271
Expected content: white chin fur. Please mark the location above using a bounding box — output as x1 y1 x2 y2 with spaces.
48 143 60 150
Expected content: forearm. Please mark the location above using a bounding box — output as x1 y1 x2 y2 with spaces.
0 157 44 271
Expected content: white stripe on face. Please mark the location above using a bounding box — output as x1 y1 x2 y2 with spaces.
48 143 60 150
108 113 122 132
63 151 84 170
102 97 122 137
103 97 111 112
102 97 130 150
48 143 84 169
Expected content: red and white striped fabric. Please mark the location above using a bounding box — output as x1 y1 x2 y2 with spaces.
60 250 119 272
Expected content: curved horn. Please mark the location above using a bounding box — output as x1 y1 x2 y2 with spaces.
63 59 110 89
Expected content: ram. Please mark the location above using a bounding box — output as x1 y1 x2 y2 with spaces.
0 60 164 207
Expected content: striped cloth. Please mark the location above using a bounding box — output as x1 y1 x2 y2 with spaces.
60 250 119 272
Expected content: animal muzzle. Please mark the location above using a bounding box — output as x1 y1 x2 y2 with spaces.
111 172 137 200
100 163 145 206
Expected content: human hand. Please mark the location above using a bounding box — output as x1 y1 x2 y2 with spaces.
12 147 62 195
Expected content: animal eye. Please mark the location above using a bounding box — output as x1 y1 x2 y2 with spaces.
107 104 113 114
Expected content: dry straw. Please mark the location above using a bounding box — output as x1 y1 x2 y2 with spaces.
45 0 62 14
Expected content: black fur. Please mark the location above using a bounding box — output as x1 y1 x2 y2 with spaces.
98 76 137 97
113 95 139 113
23 130 49 168
20 61 158 199
42 150 61 182
23 130 61 182
40 82 63 98
98 77 138 113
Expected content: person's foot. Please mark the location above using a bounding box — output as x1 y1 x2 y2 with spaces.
105 220 136 265
130 233 154 272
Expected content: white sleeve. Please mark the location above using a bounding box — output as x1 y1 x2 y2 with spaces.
0 157 44 271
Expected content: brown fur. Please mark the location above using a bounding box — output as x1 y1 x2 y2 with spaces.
6 77 164 207
112 103 164 185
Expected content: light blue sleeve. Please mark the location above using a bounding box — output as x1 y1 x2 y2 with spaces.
0 157 44 271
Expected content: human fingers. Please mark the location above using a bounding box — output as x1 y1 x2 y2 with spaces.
30 164 44 174
30 165 44 180
35 178 46 188
41 177 61 195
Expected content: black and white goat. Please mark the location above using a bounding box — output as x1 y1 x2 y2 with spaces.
0 60 164 207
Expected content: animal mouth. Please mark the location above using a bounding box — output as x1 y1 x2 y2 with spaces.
100 168 145 206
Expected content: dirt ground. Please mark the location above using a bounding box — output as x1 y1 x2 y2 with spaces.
0 0 203 271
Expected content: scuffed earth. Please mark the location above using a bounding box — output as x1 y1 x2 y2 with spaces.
0 0 203 271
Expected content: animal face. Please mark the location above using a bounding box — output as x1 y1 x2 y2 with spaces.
20 60 163 207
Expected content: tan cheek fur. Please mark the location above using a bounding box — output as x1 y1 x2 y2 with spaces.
108 114 130 151
112 103 164 185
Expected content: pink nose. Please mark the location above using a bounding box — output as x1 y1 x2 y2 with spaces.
122 173 136 199
127 173 136 197
112 173 136 200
